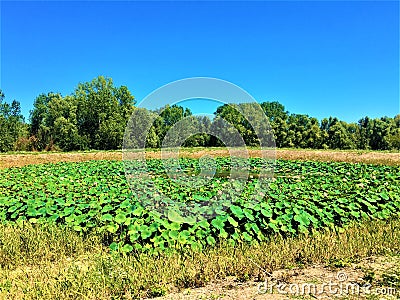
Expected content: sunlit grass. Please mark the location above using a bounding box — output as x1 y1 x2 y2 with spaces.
1 148 399 170
0 218 398 299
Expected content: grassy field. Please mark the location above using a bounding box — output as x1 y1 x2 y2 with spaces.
0 219 399 299
0 148 399 299
1 147 400 169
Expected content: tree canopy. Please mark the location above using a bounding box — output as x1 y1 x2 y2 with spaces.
1 76 399 152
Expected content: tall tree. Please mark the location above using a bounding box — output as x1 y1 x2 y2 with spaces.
74 76 135 150
153 104 192 146
260 101 289 122
387 115 400 149
0 90 26 152
214 103 274 147
368 118 392 150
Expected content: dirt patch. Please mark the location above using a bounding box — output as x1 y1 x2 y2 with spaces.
152 256 400 299
0 149 399 169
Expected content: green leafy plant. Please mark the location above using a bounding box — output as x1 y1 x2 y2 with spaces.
0 158 399 253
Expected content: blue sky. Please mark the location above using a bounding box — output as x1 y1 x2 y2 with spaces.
1 1 399 123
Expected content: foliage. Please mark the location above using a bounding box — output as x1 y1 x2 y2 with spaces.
0 90 27 152
214 102 400 150
75 76 135 150
27 76 135 151
0 159 399 254
1 218 399 299
2 78 400 152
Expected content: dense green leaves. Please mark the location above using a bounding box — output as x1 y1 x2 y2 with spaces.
0 90 27 152
27 77 136 151
0 159 399 254
2 79 400 152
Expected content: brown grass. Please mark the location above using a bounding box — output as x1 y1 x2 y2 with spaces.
154 255 400 299
1 148 399 169
0 218 399 299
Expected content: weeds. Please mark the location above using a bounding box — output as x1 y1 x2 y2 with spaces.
0 218 398 299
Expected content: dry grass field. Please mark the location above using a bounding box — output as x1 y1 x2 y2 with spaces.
1 148 399 169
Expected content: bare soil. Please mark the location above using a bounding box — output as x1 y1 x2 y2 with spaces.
1 149 399 169
153 256 400 300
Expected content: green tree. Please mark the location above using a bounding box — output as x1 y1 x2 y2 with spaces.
214 103 274 147
357 117 371 149
29 92 80 151
124 108 159 149
368 117 392 150
324 118 355 149
153 104 192 146
285 114 322 148
0 90 27 152
387 115 400 149
214 104 248 145
260 101 289 122
74 76 135 150
48 95 82 151
29 93 54 150
259 101 291 148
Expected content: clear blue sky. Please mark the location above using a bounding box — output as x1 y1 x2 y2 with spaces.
1 1 399 123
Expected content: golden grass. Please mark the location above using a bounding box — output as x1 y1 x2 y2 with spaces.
1 148 399 169
0 218 399 299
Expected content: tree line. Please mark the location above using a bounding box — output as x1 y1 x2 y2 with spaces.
0 76 399 152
